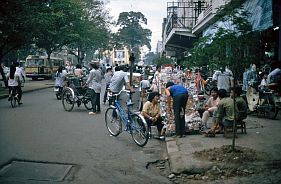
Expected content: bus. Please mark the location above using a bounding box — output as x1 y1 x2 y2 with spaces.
25 55 64 80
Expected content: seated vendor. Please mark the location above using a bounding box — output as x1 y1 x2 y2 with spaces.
141 92 164 139
206 87 247 137
201 87 220 130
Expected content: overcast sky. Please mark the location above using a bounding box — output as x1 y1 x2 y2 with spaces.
105 0 169 52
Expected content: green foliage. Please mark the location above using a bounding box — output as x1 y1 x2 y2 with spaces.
153 56 173 66
115 11 152 54
185 4 260 79
0 0 111 66
0 0 35 60
144 52 158 65
67 0 111 64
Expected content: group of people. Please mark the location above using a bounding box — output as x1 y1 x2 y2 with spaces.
203 86 248 138
140 65 250 139
6 62 25 104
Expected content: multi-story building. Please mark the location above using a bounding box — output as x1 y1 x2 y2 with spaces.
162 0 281 67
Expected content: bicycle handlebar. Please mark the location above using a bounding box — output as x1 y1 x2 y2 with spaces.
112 89 134 97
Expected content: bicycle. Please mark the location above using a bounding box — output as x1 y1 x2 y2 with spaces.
105 89 149 147
256 89 279 119
62 76 92 112
9 86 19 108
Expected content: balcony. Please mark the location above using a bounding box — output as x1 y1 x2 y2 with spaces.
163 1 207 53
192 0 229 34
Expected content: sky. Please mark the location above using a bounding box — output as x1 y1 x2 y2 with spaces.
104 0 170 53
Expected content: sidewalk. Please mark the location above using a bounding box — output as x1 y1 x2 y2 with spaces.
165 114 281 174
0 79 54 99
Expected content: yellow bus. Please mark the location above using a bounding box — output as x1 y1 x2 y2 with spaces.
25 55 64 80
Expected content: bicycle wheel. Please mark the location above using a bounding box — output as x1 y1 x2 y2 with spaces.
83 90 92 110
130 113 149 147
105 107 122 136
10 96 17 108
62 88 75 111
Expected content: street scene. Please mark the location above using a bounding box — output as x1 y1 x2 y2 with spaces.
1 0 281 184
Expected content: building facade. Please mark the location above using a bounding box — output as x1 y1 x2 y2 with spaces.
162 0 281 67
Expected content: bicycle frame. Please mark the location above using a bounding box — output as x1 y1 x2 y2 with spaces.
105 89 149 147
112 95 134 133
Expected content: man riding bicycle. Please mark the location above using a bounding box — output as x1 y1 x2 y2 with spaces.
109 65 133 94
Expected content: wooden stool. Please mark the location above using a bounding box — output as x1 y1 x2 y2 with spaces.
236 120 247 134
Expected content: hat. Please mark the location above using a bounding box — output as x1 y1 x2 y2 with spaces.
147 92 160 102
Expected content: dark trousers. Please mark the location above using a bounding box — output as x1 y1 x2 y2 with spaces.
145 116 164 135
17 85 22 101
173 93 188 136
90 89 100 112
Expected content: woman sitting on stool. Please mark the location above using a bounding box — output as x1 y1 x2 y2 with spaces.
141 92 164 140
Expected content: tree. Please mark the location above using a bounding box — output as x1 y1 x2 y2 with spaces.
154 56 173 66
0 0 37 86
115 11 152 59
32 0 86 71
144 52 158 65
67 0 112 64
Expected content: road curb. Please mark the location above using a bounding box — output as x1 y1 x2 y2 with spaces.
0 85 53 99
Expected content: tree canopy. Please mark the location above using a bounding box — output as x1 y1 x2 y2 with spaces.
0 0 112 85
115 11 152 58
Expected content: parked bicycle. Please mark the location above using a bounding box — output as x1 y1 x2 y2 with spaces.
255 84 281 119
105 90 149 147
62 76 92 112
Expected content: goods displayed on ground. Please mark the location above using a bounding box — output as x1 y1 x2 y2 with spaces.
158 66 203 136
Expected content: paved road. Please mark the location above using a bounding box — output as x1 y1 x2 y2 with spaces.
0 86 171 184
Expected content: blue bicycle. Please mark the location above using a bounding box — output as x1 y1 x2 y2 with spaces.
105 90 149 147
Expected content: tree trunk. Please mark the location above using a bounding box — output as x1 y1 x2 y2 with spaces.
0 57 8 88
47 51 53 73
0 62 8 88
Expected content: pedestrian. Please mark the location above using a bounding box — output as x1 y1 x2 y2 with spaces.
212 67 234 94
54 66 65 94
103 67 113 104
151 65 162 93
74 64 84 78
85 61 102 115
165 82 189 138
14 62 25 104
6 64 21 102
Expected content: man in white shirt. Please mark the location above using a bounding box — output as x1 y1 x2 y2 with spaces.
109 65 132 93
212 68 233 93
